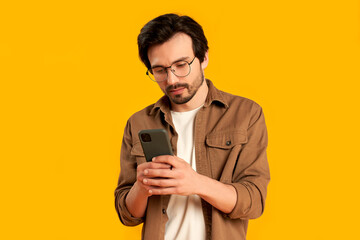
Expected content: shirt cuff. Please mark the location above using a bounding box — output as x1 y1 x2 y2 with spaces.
226 182 252 219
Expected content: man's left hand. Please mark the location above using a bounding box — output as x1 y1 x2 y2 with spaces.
142 155 201 196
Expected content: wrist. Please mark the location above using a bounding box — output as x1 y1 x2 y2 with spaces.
125 181 149 219
195 173 208 197
134 180 150 198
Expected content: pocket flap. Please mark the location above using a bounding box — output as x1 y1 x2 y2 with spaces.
206 130 247 149
130 141 145 157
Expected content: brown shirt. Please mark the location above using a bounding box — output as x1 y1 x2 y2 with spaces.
114 80 270 240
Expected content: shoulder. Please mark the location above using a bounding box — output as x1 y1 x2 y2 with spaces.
219 89 263 113
207 80 262 113
216 89 266 130
127 103 156 124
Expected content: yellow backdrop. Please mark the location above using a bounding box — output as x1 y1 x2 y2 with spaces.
1 0 359 239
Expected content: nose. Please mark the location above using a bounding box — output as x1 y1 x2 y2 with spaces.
166 68 179 85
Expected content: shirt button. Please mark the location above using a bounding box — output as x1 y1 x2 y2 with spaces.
162 209 166 214
226 141 231 146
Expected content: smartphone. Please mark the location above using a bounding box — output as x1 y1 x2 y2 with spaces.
138 129 174 162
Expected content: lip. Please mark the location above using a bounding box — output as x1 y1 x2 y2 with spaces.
169 87 185 95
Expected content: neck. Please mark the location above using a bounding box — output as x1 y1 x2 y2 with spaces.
170 80 208 112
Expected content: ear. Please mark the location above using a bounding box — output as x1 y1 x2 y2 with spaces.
201 51 209 70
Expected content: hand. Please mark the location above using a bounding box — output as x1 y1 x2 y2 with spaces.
142 155 201 196
136 161 171 196
129 156 236 216
125 161 171 218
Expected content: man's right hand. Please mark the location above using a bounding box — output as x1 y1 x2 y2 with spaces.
136 161 172 196
125 160 171 218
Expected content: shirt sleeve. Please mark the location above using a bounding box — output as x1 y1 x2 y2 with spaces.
114 120 144 226
227 102 270 220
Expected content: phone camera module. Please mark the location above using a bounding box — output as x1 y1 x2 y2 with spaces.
141 133 152 142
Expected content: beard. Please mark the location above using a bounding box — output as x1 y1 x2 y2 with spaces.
165 68 205 105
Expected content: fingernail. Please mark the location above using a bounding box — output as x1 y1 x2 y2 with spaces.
152 157 156 161
144 170 148 175
143 179 147 184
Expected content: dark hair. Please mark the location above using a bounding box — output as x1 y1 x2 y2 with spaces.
137 13 209 70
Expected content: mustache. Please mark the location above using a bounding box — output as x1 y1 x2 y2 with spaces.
166 83 189 92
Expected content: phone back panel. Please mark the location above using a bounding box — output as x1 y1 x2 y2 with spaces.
138 129 173 162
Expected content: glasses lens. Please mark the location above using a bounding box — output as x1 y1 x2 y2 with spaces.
148 67 167 82
147 60 192 82
172 61 190 77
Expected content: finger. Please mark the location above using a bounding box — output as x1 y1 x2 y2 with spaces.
148 187 178 195
152 155 180 168
138 162 171 171
149 162 172 169
143 168 176 178
137 163 168 179
143 178 177 188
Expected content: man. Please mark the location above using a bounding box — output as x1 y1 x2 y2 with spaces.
115 13 270 240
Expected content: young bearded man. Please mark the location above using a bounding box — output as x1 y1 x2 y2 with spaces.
115 14 270 240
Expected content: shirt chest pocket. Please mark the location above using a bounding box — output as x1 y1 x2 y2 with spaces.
130 141 146 165
205 130 247 181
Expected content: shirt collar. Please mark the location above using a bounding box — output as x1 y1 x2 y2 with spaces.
149 79 229 116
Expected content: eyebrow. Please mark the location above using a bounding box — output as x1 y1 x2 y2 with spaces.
150 56 191 69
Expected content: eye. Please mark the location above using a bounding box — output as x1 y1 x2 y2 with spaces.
153 67 165 74
174 62 187 68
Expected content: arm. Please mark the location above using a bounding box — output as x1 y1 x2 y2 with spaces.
226 103 270 219
114 121 171 224
143 155 237 214
124 179 149 218
196 173 237 214
125 161 171 218
114 120 144 226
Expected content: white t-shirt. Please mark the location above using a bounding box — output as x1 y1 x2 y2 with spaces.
165 105 206 240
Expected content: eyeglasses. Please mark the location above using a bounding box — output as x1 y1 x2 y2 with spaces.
146 56 196 82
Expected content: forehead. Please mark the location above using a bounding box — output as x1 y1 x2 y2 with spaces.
147 33 194 66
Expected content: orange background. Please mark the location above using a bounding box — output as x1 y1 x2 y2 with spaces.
1 0 359 239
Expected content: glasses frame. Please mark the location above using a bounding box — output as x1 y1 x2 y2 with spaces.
146 56 196 82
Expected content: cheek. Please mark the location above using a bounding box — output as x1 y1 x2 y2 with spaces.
157 82 167 93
